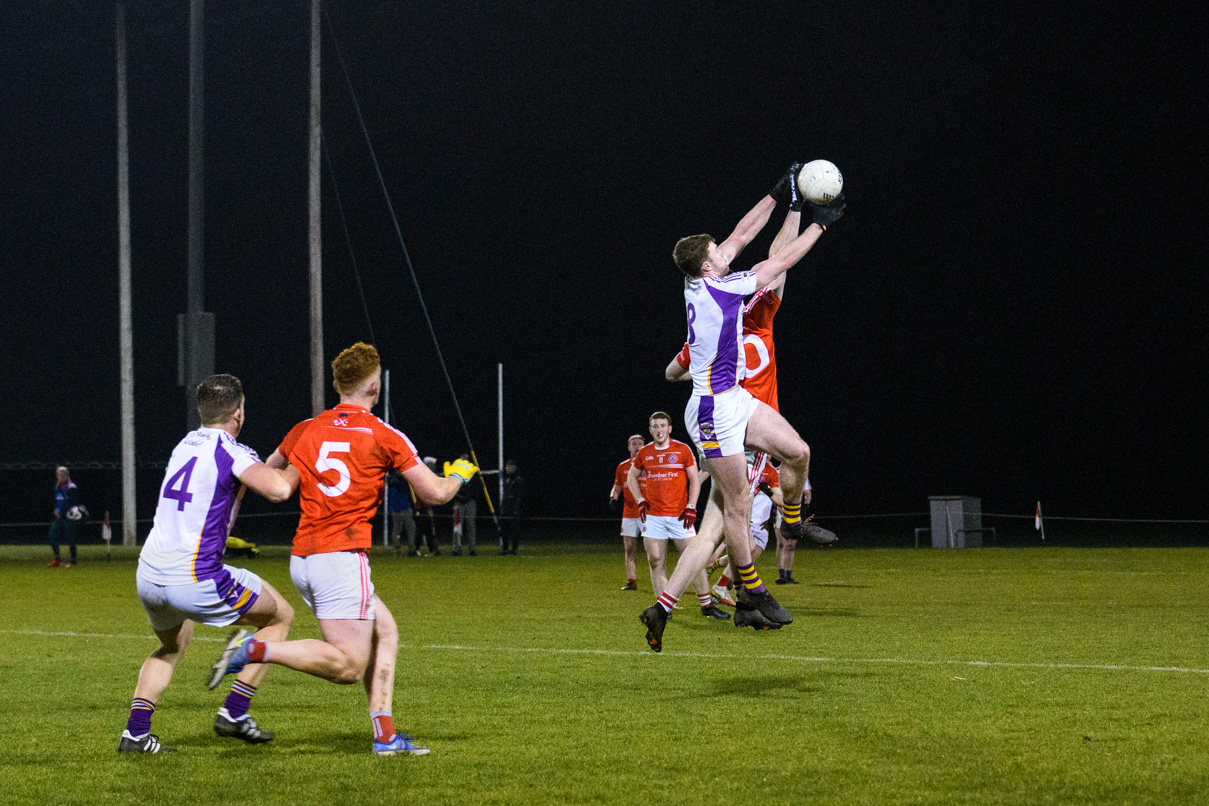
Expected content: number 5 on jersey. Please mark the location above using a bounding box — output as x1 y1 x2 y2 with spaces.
316 441 351 497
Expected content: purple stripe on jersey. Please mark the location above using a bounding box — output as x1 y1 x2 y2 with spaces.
192 439 239 581
705 283 744 393
215 570 260 616
698 395 723 458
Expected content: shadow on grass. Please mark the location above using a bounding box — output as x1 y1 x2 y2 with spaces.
695 669 875 699
811 582 872 589
796 607 861 618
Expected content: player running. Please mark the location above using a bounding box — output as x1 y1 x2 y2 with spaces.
207 343 479 756
627 412 730 621
609 433 647 590
640 164 845 650
119 374 300 753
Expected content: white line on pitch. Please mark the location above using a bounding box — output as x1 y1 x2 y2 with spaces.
5 629 1206 675
410 643 1209 675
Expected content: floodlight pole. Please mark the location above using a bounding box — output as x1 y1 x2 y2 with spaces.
498 363 504 503
116 3 137 548
308 0 324 416
179 0 214 430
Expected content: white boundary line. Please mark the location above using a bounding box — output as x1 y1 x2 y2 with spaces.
4 629 1207 675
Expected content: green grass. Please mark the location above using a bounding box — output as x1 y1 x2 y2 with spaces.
1 542 1207 805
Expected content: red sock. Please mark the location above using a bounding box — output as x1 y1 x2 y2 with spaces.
371 711 395 743
698 593 712 609
246 640 267 662
717 575 731 588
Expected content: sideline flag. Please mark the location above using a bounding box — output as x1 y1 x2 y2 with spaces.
1035 502 1045 543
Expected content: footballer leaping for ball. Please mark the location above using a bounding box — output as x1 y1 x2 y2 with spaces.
640 163 845 652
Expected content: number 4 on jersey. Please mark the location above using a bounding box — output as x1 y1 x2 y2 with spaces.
162 456 197 511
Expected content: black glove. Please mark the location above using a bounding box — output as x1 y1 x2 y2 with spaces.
609 497 621 514
757 481 773 497
811 192 846 231
769 162 804 206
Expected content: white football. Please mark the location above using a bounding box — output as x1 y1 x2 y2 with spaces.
797 159 843 205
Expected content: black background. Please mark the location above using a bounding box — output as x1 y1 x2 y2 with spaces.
2 1 1206 528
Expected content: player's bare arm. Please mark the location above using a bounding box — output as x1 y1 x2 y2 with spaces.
685 463 701 508
716 195 777 263
765 209 802 298
751 193 845 288
751 224 823 289
626 463 644 507
402 458 476 507
665 355 689 382
266 449 288 470
237 462 300 503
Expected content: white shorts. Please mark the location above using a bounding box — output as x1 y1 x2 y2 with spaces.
620 517 643 538
685 386 760 460
137 564 263 631
750 494 774 550
290 551 376 621
641 515 696 541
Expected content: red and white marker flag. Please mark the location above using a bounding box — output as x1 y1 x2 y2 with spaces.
1035 501 1045 542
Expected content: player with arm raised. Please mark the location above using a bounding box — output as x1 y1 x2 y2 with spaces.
610 433 647 590
640 165 845 651
668 201 836 598
207 343 478 756
119 374 300 753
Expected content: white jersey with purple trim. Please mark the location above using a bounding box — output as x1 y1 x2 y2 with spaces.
138 428 259 586
684 270 761 396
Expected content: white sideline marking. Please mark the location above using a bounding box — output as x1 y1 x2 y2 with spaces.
5 629 1206 675
418 644 1209 674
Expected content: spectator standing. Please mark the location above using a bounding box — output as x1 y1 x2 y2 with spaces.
386 470 419 557
48 466 80 567
499 460 524 555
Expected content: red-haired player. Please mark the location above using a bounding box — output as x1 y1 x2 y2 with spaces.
207 342 478 756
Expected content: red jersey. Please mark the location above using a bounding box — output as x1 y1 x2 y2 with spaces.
674 289 780 411
614 458 645 518
740 289 780 410
757 462 780 490
278 403 420 557
631 440 695 516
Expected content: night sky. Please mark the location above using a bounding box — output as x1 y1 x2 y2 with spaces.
2 1 1206 528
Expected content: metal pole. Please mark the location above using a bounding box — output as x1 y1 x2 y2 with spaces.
116 3 137 548
498 363 504 504
382 368 389 547
182 0 213 431
308 0 324 416
187 0 204 315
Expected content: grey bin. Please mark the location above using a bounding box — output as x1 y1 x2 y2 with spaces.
927 496 993 548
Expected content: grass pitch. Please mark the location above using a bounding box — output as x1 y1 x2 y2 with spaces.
1 541 1206 805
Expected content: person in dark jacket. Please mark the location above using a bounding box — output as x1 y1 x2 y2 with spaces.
499 460 524 555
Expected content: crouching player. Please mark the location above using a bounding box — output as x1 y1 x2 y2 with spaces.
120 374 300 753
208 343 478 756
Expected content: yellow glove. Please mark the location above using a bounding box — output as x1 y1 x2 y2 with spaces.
443 458 478 484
